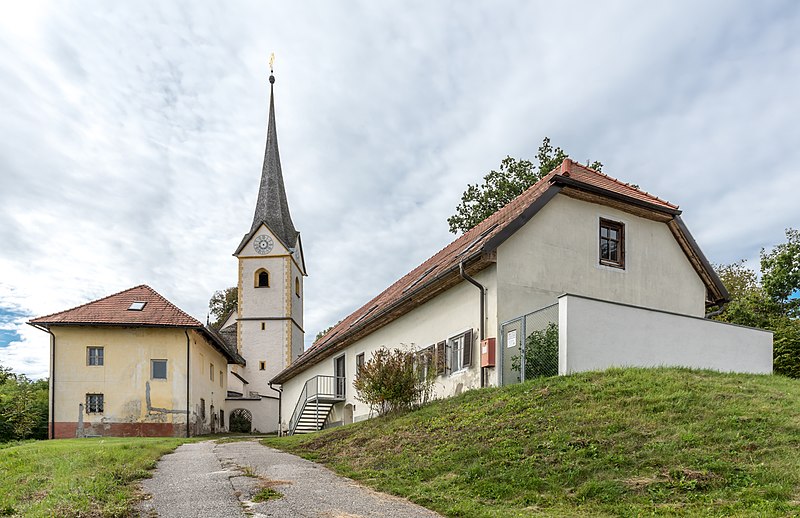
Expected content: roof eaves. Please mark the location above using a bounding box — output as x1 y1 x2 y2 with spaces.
271 253 487 384
669 215 730 305
551 174 682 216
201 326 246 365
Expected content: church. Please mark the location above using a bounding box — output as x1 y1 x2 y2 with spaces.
29 70 773 439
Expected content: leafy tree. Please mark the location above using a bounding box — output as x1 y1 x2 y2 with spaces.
353 347 434 416
712 229 800 378
0 363 49 442
761 228 800 317
511 322 559 381
208 287 237 329
447 137 602 234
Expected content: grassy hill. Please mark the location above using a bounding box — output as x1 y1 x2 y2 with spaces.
265 368 800 517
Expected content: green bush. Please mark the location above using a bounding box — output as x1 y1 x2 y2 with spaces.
510 322 558 380
0 364 49 442
773 319 800 378
353 348 434 416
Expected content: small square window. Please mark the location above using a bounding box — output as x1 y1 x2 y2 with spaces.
151 359 167 380
87 346 104 366
599 219 625 269
86 393 104 413
128 301 146 311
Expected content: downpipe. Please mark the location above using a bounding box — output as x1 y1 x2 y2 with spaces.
459 261 486 388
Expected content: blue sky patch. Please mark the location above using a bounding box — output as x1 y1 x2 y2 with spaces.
0 306 29 348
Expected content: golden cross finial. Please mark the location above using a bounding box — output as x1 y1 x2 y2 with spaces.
269 52 275 73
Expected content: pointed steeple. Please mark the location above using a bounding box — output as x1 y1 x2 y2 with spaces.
250 68 298 248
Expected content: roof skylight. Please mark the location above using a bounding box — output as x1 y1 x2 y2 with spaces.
403 264 438 293
350 304 379 327
128 301 147 311
457 224 499 257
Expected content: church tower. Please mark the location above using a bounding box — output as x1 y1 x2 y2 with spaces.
228 70 306 433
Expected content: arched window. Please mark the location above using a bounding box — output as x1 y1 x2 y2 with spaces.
255 269 270 288
295 277 300 297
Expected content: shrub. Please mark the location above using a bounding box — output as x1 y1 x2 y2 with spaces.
353 348 434 416
511 322 559 381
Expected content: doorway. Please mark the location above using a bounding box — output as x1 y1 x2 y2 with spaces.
334 354 346 399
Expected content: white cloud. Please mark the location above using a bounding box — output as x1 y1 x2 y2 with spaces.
1 0 799 378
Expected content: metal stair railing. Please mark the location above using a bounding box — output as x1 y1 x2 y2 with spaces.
288 375 346 435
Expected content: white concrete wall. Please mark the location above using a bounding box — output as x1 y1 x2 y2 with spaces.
496 194 707 325
225 397 279 434
280 266 498 427
558 294 773 375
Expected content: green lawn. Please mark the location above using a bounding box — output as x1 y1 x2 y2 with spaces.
265 368 800 517
0 437 193 517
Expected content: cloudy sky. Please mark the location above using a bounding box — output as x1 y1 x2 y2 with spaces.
2 1 799 379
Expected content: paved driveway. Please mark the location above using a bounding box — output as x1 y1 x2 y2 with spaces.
139 439 442 518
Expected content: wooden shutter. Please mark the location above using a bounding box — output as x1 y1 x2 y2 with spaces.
436 341 446 375
462 329 473 367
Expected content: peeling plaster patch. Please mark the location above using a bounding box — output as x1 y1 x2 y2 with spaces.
145 381 187 415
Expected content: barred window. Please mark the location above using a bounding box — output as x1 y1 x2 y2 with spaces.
86 393 104 413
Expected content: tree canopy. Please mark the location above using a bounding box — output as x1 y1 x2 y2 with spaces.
447 137 602 234
0 363 49 442
712 228 800 378
208 287 237 329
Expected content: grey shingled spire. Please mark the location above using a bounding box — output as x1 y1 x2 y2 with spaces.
250 72 298 248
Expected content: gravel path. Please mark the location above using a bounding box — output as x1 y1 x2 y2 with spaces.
139 439 442 518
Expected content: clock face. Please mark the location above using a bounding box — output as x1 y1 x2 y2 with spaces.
253 234 274 255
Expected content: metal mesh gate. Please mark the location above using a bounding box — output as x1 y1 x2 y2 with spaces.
501 303 559 384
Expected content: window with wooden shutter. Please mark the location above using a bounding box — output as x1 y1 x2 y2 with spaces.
462 329 473 367
435 341 446 375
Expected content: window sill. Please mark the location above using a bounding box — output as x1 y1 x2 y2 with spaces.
449 368 468 377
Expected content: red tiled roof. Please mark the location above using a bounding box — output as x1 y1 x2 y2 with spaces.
29 285 203 327
273 159 683 381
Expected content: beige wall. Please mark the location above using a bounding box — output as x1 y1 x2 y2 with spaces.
189 329 229 435
496 194 707 324
280 267 498 427
50 326 230 437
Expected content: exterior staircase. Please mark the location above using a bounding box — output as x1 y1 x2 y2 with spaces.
288 375 346 435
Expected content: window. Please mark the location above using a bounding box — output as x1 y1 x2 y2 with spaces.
200 398 206 421
261 322 266 331
449 330 474 374
86 394 104 413
417 346 434 381
219 370 223 387
295 277 300 297
151 359 167 380
87 346 104 366
356 353 365 374
259 361 266 371
599 219 625 268
220 409 225 428
210 363 214 381
255 269 270 288
128 301 146 311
